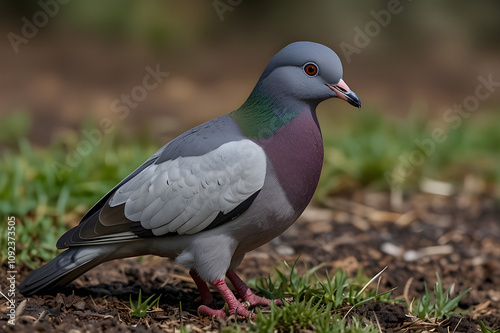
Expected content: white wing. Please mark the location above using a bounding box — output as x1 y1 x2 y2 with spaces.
108 139 266 236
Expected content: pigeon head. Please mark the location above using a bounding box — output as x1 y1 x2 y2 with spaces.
232 41 361 139
258 41 361 108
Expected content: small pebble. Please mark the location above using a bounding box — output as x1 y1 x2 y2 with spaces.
275 244 295 256
381 242 404 257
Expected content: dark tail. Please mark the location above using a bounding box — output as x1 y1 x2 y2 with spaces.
19 245 114 296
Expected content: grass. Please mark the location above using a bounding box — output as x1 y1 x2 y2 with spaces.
172 263 476 332
409 273 471 320
129 289 161 318
216 261 470 332
480 321 500 333
246 261 389 332
0 113 158 268
247 260 393 311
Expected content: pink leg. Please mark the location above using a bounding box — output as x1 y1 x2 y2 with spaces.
198 279 255 319
189 269 215 307
226 270 290 306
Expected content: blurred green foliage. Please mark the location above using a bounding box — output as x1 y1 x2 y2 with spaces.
0 114 158 268
316 108 500 199
3 1 500 52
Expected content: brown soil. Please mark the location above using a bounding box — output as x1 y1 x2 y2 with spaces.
1 192 500 332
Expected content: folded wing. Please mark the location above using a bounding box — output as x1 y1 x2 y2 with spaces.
58 139 266 247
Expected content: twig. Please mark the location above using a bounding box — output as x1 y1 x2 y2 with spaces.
403 277 413 309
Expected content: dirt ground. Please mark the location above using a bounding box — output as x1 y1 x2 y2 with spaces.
1 191 499 332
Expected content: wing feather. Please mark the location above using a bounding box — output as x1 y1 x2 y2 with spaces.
118 139 266 235
59 139 266 247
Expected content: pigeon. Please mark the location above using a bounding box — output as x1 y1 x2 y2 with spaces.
19 41 360 319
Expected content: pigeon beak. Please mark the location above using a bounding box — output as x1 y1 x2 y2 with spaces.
328 79 361 109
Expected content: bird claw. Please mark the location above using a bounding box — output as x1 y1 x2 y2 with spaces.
197 302 255 320
240 292 287 307
238 295 294 308
198 305 227 319
225 270 289 308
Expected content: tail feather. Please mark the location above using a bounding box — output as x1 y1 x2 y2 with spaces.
19 246 111 296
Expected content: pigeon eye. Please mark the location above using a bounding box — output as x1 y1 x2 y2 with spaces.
303 62 319 77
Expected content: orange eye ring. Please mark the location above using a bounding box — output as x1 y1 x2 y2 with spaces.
303 62 319 77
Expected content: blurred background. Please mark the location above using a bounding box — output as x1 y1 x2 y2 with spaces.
1 1 500 265
2 4 500 329
2 1 499 142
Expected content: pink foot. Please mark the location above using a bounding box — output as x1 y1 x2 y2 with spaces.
189 269 215 307
226 270 291 307
197 279 255 319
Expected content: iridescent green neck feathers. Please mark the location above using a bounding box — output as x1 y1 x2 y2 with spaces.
230 90 303 140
